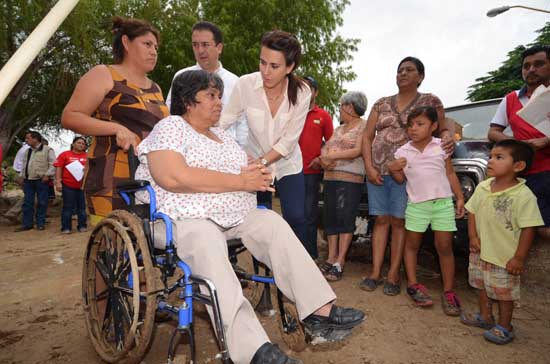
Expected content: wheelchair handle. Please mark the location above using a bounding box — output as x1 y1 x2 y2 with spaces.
128 145 139 180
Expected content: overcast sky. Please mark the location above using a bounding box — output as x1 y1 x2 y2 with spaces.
340 0 550 111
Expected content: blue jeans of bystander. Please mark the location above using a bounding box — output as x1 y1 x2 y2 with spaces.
22 179 49 228
61 184 87 232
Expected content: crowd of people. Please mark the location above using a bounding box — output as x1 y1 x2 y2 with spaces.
5 15 549 364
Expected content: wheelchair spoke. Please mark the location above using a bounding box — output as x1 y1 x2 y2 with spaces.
111 291 128 349
114 259 131 283
95 288 109 301
95 253 112 283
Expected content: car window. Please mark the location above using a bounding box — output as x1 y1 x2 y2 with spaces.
445 99 512 140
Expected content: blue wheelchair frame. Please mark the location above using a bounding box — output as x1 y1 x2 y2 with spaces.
117 181 279 363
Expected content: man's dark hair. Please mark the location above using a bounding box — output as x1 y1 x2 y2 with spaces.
192 21 223 44
494 139 535 175
407 106 438 125
170 70 224 116
303 76 318 90
521 45 550 65
26 131 42 142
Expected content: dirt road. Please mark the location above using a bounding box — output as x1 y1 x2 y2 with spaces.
1 196 549 364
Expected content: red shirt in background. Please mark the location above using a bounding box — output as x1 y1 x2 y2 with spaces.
299 105 334 174
54 150 87 189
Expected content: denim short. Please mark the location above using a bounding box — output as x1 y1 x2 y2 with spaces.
405 197 457 233
366 175 407 218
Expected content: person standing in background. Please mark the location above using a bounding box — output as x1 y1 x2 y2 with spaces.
54 136 88 234
166 21 248 147
298 76 334 259
16 131 55 231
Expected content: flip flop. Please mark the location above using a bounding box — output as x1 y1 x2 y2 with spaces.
359 278 383 292
318 261 333 274
483 324 515 345
460 312 495 330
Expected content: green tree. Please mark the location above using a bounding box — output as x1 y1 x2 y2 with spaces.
1 0 357 156
201 0 358 114
467 22 550 102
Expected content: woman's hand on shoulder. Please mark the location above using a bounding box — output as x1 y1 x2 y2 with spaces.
240 164 274 192
365 166 383 185
440 132 455 155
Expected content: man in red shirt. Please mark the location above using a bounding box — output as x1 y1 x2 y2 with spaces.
488 45 550 239
54 136 88 233
299 76 334 258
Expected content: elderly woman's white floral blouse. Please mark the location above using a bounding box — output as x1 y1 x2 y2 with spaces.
136 115 256 228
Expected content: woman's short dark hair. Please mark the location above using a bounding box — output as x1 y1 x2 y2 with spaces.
397 56 425 86
111 17 160 64
407 106 438 125
261 30 305 106
170 70 224 116
72 136 87 147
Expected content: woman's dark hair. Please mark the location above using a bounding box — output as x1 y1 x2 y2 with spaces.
71 136 87 150
261 30 305 106
170 70 224 116
494 139 535 175
407 106 438 125
397 56 425 86
111 17 160 64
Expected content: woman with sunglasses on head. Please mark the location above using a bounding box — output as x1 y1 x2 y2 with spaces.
219 30 311 253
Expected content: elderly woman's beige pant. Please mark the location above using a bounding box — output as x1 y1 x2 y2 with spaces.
156 208 336 364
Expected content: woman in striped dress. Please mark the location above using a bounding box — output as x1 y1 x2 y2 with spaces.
61 17 168 224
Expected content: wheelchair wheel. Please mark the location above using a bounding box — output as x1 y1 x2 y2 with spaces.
82 210 159 363
278 301 306 352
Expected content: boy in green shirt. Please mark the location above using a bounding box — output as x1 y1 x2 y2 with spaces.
461 140 544 344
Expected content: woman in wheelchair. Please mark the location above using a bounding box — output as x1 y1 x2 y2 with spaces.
135 70 365 364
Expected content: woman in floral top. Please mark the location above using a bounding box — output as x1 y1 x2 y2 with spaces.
319 91 368 281
360 57 454 296
136 70 365 364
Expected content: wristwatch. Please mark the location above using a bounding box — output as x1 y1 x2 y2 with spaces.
260 158 269 166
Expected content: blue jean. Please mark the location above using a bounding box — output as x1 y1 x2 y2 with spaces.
22 179 49 228
366 175 407 218
304 173 322 258
257 172 308 255
61 184 87 231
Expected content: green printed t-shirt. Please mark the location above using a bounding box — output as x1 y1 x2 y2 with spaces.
465 178 544 268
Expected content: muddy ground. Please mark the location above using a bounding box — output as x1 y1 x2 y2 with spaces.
1 190 549 364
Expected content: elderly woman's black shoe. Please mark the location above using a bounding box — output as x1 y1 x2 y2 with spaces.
250 342 302 364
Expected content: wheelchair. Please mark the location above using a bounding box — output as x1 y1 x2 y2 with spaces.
81 167 306 363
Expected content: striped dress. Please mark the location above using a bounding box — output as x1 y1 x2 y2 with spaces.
82 66 169 222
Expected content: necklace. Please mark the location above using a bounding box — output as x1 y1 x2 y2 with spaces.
267 93 283 102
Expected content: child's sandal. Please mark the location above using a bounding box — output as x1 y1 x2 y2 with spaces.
483 324 515 345
460 312 495 330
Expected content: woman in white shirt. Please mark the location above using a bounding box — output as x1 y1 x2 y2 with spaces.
219 30 312 254
137 70 364 364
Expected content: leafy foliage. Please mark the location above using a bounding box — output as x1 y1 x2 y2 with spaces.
467 22 550 101
0 0 357 155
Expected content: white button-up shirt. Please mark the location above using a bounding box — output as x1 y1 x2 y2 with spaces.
219 72 311 180
166 63 248 147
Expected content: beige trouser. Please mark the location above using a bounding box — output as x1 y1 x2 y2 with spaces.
155 208 336 364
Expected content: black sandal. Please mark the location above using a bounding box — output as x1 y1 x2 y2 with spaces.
325 265 343 281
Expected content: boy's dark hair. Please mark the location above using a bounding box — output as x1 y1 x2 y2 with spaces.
494 139 535 175
521 45 550 65
407 106 438 125
192 21 223 44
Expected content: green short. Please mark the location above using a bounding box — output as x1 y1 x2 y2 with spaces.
405 197 457 233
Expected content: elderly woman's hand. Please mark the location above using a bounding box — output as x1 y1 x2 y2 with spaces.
240 165 274 192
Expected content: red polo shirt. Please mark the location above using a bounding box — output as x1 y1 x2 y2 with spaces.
54 150 87 189
299 105 334 174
